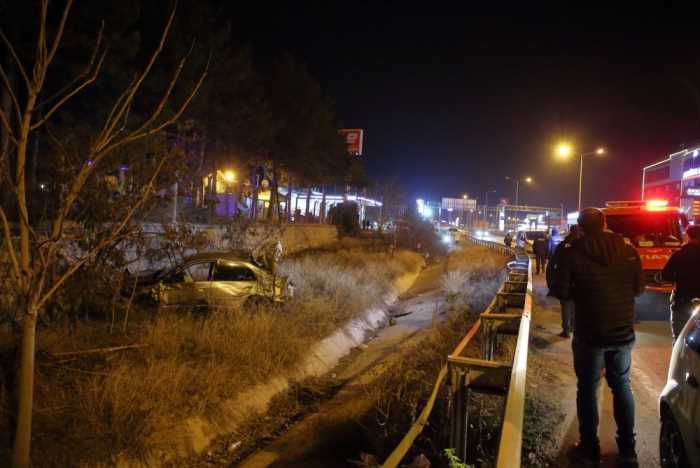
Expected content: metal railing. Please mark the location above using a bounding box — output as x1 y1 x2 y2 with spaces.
381 236 532 467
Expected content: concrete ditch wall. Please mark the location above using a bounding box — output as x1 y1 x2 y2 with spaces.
130 222 338 272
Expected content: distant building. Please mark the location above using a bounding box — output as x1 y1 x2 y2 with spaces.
643 144 700 223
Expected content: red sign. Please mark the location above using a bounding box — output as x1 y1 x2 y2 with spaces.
340 129 364 155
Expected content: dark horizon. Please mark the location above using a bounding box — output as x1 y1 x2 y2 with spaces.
226 4 700 210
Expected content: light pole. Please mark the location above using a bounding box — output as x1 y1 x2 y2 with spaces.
556 144 605 211
461 194 466 228
505 177 532 230
484 189 496 225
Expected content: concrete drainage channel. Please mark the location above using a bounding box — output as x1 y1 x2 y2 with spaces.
230 240 527 467
381 237 532 468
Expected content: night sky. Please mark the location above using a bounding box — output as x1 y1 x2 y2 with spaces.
228 4 700 212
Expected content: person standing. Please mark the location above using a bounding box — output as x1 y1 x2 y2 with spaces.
547 225 580 338
504 231 513 247
662 224 700 344
554 208 644 466
533 234 549 274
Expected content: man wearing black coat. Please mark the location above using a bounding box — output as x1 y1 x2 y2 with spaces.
554 208 645 466
533 234 549 274
662 224 700 344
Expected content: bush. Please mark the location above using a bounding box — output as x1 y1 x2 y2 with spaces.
328 201 360 236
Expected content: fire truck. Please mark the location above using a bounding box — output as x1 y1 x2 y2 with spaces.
568 199 688 319
602 200 687 292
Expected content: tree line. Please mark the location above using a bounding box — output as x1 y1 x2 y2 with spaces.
0 0 365 228
0 1 369 466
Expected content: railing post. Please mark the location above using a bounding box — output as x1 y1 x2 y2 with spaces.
449 365 470 461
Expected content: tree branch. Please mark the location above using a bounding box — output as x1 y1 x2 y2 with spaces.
37 151 172 311
102 56 209 155
97 2 178 147
31 47 106 130
0 206 22 289
127 41 195 138
0 60 22 125
46 0 74 66
35 21 105 120
0 107 17 145
0 30 31 94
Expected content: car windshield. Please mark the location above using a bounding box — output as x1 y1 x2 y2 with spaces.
605 212 683 247
525 232 546 240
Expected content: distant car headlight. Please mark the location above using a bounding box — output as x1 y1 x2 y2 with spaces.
442 235 451 243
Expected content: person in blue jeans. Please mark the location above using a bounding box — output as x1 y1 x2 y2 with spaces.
554 208 644 466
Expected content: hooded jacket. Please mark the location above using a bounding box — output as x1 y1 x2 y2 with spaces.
555 230 644 345
661 242 700 301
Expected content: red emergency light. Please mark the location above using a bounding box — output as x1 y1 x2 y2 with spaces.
646 199 668 208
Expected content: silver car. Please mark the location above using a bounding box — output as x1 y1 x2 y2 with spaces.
659 301 700 467
135 252 291 310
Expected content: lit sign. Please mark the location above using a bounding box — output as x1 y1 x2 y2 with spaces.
340 129 364 156
684 167 700 179
687 188 700 197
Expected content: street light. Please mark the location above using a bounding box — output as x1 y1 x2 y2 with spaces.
223 170 236 183
505 176 533 207
555 142 606 211
505 177 532 231
556 143 573 158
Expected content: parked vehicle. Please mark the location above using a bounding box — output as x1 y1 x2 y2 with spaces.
130 252 292 310
602 200 687 292
439 226 461 245
659 300 700 467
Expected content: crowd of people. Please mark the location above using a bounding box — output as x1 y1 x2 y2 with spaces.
504 208 700 467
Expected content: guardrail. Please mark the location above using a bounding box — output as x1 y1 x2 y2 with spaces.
381 236 532 467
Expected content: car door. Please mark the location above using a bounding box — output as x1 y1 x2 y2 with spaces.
680 317 700 460
160 261 213 307
210 260 260 308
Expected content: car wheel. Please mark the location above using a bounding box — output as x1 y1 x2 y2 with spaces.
660 410 689 468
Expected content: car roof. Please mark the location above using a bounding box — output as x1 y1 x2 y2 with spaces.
184 251 251 264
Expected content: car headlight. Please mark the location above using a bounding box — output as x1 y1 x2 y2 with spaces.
442 235 451 243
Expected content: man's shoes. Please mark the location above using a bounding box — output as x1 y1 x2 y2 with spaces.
559 330 571 338
567 441 601 465
617 444 638 467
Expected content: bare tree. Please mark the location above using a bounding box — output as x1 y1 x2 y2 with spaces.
0 1 207 466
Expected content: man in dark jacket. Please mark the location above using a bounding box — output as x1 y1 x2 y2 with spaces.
547 225 579 338
554 208 644 466
533 234 549 274
662 224 700 344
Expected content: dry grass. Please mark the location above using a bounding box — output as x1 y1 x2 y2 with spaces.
0 244 422 466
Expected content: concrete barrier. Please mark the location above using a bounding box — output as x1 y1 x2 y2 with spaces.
129 222 338 272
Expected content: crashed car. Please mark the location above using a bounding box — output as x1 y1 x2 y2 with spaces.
130 252 292 310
